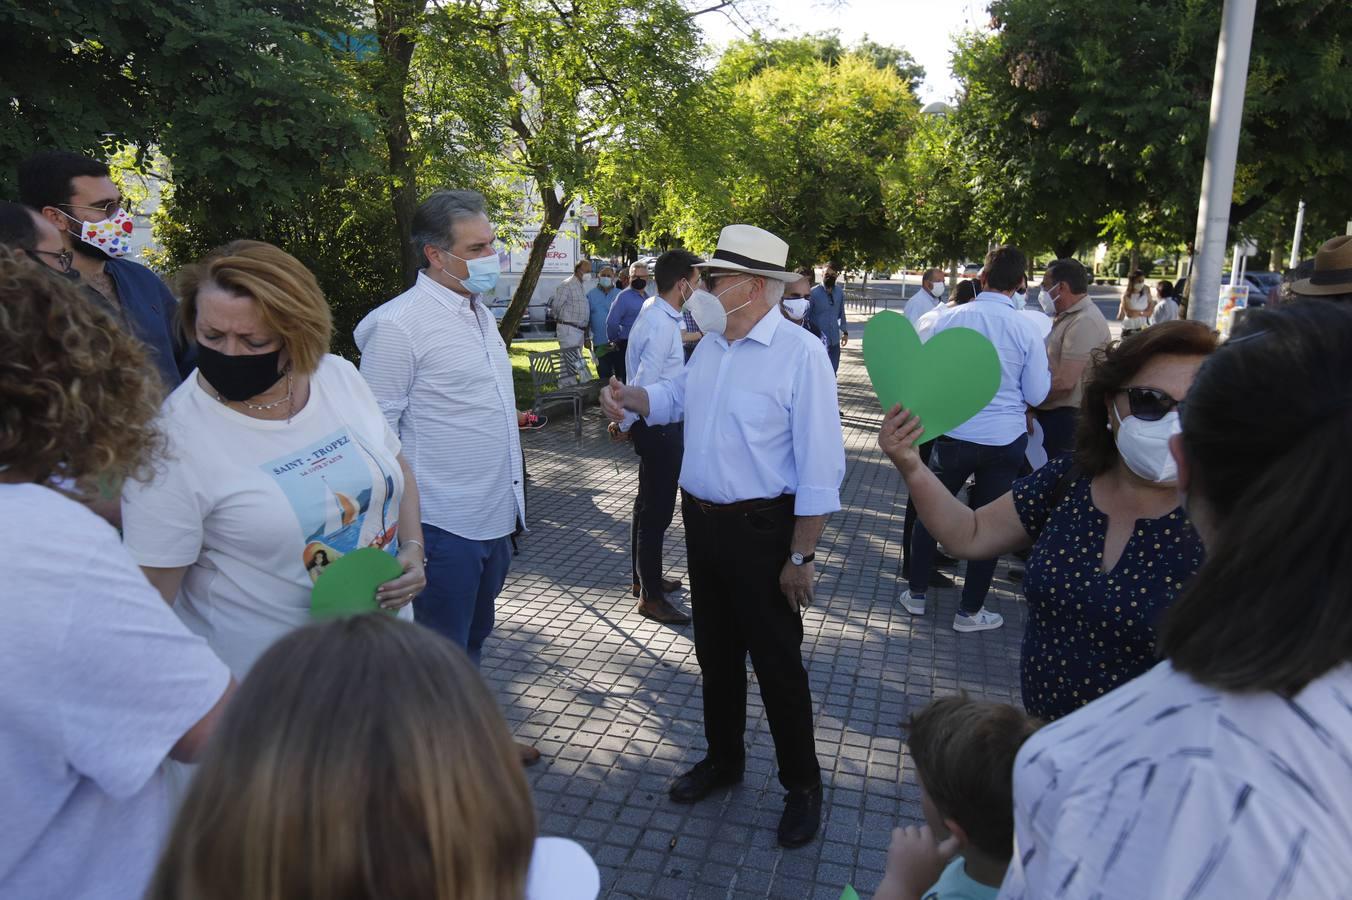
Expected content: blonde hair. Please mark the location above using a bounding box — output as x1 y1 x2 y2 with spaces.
0 246 165 492
148 616 537 900
176 240 332 374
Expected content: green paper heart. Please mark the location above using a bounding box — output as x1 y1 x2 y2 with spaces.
840 887 860 900
862 310 1001 444
310 546 404 619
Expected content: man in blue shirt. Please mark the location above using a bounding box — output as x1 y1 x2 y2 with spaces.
587 264 621 379
807 263 850 372
899 246 1051 634
604 261 651 383
20 151 193 391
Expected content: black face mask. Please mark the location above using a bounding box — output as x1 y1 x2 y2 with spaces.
631 277 648 291
823 274 837 289
196 344 285 402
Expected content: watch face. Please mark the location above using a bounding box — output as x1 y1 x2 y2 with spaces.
791 553 804 565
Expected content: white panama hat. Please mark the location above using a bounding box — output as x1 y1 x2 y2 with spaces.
694 224 799 283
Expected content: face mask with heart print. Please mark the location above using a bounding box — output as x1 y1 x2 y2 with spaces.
61 207 135 258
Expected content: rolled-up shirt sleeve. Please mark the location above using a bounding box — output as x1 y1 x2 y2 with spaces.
790 345 845 515
643 366 689 427
1021 330 1052 408
355 318 415 435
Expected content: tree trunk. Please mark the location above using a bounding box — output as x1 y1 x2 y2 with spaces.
373 0 428 288
1128 246 1140 274
1268 219 1284 272
499 183 570 347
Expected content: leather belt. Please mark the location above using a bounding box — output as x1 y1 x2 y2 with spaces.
683 491 794 516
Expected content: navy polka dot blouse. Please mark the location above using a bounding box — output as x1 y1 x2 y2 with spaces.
1011 456 1205 721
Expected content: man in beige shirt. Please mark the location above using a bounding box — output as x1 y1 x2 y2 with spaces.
1035 258 1110 460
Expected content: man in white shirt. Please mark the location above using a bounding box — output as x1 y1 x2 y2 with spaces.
899 246 1051 633
549 259 591 384
1151 279 1181 324
602 225 846 849
903 268 945 327
622 249 703 625
354 189 537 764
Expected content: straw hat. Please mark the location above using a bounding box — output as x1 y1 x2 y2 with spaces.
1291 235 1352 296
695 225 799 283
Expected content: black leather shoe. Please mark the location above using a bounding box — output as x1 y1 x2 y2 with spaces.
777 783 823 848
669 758 743 804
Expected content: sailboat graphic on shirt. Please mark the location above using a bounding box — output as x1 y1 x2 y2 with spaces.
261 427 400 584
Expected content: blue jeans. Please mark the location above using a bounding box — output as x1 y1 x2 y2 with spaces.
1036 406 1079 460
414 525 513 666
909 434 1028 614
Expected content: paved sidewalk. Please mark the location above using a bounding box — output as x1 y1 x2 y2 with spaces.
482 329 1027 899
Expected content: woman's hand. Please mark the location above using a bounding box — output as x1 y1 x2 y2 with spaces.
376 544 427 611
879 404 926 476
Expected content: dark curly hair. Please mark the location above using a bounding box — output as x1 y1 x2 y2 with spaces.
0 246 165 494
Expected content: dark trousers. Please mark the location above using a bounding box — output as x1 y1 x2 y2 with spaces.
827 343 841 372
901 439 936 578
596 347 617 381
1036 406 1079 461
630 421 683 596
415 526 513 667
909 434 1028 614
682 491 820 790
603 340 628 383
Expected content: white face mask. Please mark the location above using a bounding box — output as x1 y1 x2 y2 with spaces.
1013 289 1028 306
1112 406 1181 483
685 282 753 335
929 281 945 298
1039 286 1058 315
782 295 810 320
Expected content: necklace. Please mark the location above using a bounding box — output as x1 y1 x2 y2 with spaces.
217 368 293 415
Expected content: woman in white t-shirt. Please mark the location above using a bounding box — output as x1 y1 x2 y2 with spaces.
149 615 600 900
1000 302 1352 898
1117 269 1155 336
0 248 232 900
123 241 427 679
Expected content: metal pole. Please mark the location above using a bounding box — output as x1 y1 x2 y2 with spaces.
1289 199 1306 267
1230 244 1242 286
1187 0 1257 328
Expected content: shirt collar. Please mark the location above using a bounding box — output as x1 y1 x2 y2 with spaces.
657 298 684 320
744 305 782 345
417 270 473 308
975 290 1017 309
1059 294 1095 318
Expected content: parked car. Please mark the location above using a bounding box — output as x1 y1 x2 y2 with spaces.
1176 271 1280 306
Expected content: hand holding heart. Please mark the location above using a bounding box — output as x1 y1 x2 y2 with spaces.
878 405 926 476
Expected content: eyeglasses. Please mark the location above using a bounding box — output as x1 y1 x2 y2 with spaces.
61 199 133 219
1122 387 1181 421
25 248 74 274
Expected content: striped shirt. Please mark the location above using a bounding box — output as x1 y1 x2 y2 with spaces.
354 272 524 541
1000 661 1352 899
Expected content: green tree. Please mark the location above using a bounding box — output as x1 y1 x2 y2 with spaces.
952 0 1352 260
717 30 926 99
889 113 986 269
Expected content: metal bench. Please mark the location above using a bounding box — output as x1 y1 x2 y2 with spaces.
527 347 601 436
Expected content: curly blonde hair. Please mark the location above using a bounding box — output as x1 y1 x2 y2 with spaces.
0 246 165 493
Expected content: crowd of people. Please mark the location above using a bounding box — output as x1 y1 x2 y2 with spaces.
3 144 1352 900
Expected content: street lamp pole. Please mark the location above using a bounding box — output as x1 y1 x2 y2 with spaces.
1289 199 1306 267
1186 0 1257 329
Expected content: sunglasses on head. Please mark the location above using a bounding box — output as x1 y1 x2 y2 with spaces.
1122 387 1181 421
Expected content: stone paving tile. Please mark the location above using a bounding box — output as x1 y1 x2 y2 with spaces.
480 323 1027 898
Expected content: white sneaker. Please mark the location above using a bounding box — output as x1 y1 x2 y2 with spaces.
898 590 926 616
953 608 1004 633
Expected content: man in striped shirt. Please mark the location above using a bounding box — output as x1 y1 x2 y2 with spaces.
355 189 538 765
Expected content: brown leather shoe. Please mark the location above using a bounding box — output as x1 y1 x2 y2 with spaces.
516 742 542 767
630 577 683 597
637 592 691 625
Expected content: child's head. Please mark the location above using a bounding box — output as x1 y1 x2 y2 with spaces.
906 695 1040 862
149 615 537 900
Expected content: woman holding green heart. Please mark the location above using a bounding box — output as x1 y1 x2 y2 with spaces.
881 321 1216 721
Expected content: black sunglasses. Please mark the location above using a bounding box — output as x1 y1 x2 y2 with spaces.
1122 387 1181 422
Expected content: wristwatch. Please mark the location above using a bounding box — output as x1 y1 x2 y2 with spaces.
790 551 816 566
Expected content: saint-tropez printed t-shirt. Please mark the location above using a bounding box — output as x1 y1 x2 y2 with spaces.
122 354 407 678
0 484 230 900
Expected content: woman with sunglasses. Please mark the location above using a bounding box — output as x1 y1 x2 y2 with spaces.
880 322 1217 720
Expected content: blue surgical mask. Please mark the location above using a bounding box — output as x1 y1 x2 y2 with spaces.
598 277 613 289
442 251 500 295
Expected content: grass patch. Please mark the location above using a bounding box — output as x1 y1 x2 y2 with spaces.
508 339 559 408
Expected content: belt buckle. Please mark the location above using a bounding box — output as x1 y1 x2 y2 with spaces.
695 496 715 515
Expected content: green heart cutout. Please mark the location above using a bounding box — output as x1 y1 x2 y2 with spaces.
310 546 404 619
862 310 1002 444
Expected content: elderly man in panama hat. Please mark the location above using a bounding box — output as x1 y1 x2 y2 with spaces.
601 224 846 848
